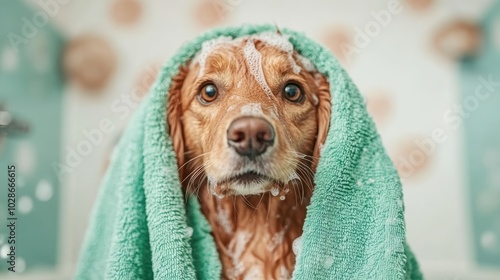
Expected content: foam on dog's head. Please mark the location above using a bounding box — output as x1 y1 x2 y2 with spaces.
191 33 316 101
296 54 316 72
251 32 302 74
193 36 233 77
243 39 274 99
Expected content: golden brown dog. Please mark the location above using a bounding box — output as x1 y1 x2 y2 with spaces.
168 33 331 280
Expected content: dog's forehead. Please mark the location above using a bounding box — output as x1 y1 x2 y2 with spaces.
190 33 316 77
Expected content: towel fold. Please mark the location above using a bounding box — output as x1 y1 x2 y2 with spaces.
76 24 422 280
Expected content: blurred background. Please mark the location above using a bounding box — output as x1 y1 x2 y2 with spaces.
0 0 499 279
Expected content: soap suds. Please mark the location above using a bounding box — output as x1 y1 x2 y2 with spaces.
253 32 302 74
292 235 302 255
312 94 319 106
269 226 288 251
190 33 318 109
287 172 299 183
227 231 252 279
243 267 263 280
240 103 263 116
270 186 280 196
296 54 316 72
216 199 233 234
195 36 233 77
243 39 274 99
279 266 291 280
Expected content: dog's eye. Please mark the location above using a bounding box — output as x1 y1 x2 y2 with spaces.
198 83 219 104
283 83 304 103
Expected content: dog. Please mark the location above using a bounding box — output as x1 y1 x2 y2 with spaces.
167 33 331 280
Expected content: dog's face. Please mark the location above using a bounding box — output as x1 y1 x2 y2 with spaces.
168 35 330 196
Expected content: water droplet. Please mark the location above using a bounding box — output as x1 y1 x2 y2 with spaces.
480 231 497 250
15 141 36 175
0 244 9 259
36 179 53 201
270 187 280 196
19 196 33 214
292 236 302 255
1 47 18 71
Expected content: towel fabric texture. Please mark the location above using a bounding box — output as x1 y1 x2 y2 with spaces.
75 24 422 280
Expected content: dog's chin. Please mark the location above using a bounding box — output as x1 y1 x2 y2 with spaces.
228 180 272 196
212 172 275 196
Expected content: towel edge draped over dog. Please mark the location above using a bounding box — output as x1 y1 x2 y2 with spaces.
75 24 423 280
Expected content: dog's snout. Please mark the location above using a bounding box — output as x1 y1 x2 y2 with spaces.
227 117 275 159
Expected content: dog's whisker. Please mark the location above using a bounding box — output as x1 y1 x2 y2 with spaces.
295 161 315 189
252 193 266 216
178 151 210 171
294 164 314 195
186 163 209 198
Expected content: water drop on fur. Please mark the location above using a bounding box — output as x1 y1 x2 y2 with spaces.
292 236 302 255
270 187 280 196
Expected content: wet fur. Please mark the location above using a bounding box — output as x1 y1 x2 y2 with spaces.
168 38 331 279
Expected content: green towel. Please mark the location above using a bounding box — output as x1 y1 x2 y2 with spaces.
75 24 423 280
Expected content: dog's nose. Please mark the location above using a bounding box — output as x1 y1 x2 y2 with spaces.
227 117 275 159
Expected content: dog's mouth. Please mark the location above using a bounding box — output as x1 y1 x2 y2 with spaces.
220 171 273 186
210 170 279 196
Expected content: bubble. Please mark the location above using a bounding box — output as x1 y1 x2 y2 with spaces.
0 244 9 259
1 46 18 71
243 39 274 99
19 196 33 214
292 236 302 255
480 231 497 250
17 257 26 273
36 179 53 201
270 187 280 197
14 141 36 175
186 227 193 238
0 111 12 126
322 256 334 269
279 196 286 201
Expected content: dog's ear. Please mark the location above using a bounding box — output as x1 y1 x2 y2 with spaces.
312 73 331 171
167 65 189 175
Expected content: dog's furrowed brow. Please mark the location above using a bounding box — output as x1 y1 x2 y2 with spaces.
204 50 241 75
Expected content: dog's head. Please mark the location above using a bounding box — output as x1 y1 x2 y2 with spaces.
168 34 331 196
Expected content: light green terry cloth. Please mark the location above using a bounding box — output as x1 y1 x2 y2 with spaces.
75 24 423 280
